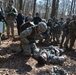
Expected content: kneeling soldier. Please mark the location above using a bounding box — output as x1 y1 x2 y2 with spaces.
20 22 47 56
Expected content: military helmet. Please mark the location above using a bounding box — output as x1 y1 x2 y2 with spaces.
9 0 14 2
38 22 47 33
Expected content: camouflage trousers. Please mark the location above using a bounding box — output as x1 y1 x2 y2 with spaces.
21 43 32 56
6 20 14 38
60 32 69 47
52 31 60 42
21 42 37 56
64 34 76 49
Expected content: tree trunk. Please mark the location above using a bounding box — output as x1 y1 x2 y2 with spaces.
55 0 59 17
32 0 36 17
23 0 26 15
72 0 76 14
51 0 56 18
19 0 23 10
45 0 49 20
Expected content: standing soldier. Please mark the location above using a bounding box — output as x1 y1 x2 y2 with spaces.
59 18 64 26
68 16 76 49
52 18 60 43
60 18 70 48
59 18 64 38
64 16 76 50
5 0 17 39
47 18 53 42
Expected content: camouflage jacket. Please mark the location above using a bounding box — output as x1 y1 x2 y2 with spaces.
52 22 61 32
69 20 76 36
33 46 67 64
62 22 69 33
5 5 18 20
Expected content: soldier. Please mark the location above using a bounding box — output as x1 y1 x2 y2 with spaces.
0 0 6 44
20 22 47 56
47 18 53 42
60 18 71 48
38 20 51 44
68 16 76 49
59 18 64 38
20 16 34 33
5 0 17 38
33 45 67 65
52 18 61 43
64 16 76 50
51 66 68 75
59 18 64 26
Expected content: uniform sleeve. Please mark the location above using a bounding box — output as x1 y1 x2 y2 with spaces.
14 8 18 16
20 27 32 44
20 27 32 38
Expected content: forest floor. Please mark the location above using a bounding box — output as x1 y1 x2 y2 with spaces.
0 28 76 75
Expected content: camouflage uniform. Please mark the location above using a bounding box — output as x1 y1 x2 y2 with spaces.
5 0 17 38
47 18 53 42
65 20 76 49
20 26 36 55
20 22 47 56
60 18 70 48
51 66 68 75
33 45 67 64
39 26 51 44
52 21 61 43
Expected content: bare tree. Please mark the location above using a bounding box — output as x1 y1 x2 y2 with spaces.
45 0 49 20
32 0 37 17
19 0 23 10
51 0 59 18
55 0 59 17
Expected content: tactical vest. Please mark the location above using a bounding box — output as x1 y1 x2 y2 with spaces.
26 26 36 41
20 22 33 33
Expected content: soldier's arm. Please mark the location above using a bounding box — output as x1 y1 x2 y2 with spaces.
20 27 32 38
12 6 18 15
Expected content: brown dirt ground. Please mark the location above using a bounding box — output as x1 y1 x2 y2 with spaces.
0 28 76 75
